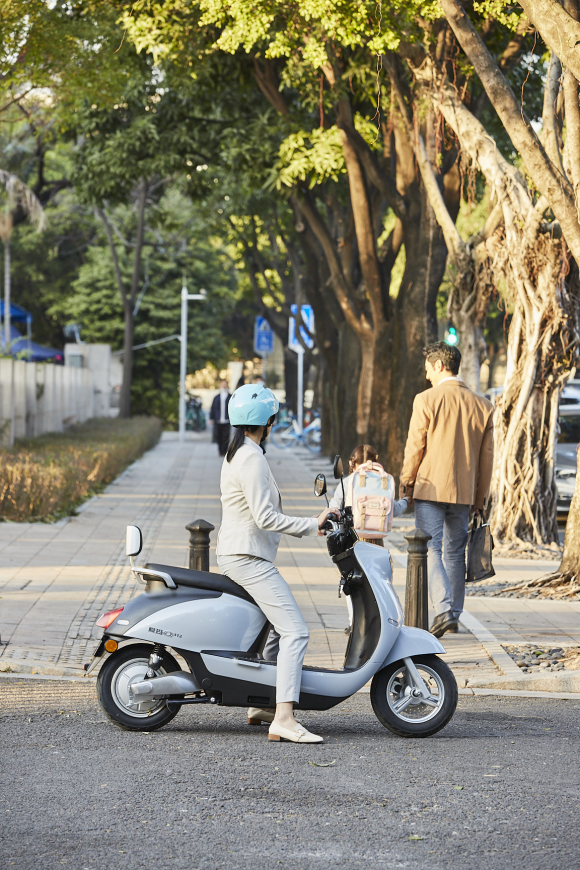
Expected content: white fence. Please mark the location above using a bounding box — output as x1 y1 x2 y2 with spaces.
0 359 94 447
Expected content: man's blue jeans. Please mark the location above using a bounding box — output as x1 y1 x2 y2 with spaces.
414 500 470 619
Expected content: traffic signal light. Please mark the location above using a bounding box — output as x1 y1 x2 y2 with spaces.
445 322 458 346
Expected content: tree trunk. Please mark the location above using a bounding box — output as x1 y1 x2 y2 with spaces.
490 232 579 547
335 319 361 458
493 444 580 597
117 180 148 419
4 235 10 351
119 302 135 418
454 307 483 393
370 187 449 475
283 347 297 415
422 75 580 547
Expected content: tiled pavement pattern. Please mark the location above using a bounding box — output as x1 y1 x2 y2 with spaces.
0 430 574 685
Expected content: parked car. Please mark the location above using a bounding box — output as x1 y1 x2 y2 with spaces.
483 381 580 515
556 406 580 515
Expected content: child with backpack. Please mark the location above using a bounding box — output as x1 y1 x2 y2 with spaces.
329 444 408 547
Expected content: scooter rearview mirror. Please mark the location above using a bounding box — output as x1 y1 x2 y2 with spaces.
126 525 143 558
314 473 327 497
314 473 329 507
333 455 346 509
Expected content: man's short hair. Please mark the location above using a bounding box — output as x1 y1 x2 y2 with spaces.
423 341 461 375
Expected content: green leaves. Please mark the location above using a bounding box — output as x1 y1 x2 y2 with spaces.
272 126 345 189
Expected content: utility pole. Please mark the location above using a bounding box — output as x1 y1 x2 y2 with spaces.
296 346 304 433
179 277 206 442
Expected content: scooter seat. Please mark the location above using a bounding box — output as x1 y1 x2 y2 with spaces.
146 563 256 606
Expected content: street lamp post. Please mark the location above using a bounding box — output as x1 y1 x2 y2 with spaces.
179 278 206 442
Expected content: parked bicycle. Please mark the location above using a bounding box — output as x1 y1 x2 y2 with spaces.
270 412 321 452
185 395 207 432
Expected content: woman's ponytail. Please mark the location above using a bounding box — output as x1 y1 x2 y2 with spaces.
226 416 277 462
225 426 246 462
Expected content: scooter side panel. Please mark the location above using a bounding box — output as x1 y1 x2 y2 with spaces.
201 653 277 688
200 653 381 699
125 595 267 652
381 625 446 667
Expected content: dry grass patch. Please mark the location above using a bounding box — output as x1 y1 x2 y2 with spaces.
0 416 162 521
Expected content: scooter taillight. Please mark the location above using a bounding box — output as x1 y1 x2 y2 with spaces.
96 607 124 629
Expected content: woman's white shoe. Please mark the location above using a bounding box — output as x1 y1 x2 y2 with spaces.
247 707 275 726
268 721 324 743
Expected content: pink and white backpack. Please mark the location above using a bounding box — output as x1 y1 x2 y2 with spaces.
348 461 395 538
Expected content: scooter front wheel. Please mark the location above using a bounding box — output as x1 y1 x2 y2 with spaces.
97 644 182 732
370 654 458 738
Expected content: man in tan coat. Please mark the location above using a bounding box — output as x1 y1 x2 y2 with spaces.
400 342 494 637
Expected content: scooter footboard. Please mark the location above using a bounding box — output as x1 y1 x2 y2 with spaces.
381 625 445 667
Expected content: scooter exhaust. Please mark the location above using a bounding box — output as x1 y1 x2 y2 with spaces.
131 671 201 698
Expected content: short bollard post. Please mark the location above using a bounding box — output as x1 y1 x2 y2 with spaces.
185 519 215 572
403 528 432 630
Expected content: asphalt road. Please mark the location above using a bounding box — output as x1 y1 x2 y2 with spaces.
1 678 579 870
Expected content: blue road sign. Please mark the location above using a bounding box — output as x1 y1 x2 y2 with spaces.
254 316 274 356
288 304 314 353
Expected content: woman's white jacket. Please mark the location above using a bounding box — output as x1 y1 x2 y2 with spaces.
217 437 319 563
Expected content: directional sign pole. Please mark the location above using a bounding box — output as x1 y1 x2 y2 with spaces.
297 347 304 433
288 305 314 433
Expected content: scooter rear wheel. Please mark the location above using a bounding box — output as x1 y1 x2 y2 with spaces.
370 654 458 738
97 644 182 731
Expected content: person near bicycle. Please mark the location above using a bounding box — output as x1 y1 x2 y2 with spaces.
217 383 333 743
210 379 231 457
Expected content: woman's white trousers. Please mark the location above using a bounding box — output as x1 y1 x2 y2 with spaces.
217 554 309 704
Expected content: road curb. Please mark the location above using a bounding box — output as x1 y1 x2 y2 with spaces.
459 686 580 700
0 671 94 682
466 669 580 692
458 610 523 677
0 660 87 678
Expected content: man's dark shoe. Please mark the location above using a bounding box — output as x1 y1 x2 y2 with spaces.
429 611 456 638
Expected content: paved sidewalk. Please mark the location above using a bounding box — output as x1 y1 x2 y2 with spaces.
0 431 578 694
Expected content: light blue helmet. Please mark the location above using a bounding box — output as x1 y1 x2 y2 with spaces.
228 384 279 426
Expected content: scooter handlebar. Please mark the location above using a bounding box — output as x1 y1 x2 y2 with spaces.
321 512 340 531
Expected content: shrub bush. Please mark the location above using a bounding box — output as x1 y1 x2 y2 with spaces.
0 416 162 522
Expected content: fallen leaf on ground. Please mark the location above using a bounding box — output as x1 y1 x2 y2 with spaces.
308 759 336 767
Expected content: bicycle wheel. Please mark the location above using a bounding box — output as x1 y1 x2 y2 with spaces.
270 423 295 449
304 426 321 453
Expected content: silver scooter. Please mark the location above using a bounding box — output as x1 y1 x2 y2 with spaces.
87 456 457 737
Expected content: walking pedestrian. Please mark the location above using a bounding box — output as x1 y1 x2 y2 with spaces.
217 383 332 743
210 379 231 457
400 342 494 637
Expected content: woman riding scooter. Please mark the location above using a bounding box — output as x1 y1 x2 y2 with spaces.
216 384 332 744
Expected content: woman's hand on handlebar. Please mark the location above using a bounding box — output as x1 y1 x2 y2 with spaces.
317 507 338 535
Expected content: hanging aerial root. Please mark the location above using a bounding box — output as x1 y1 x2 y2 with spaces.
492 569 580 599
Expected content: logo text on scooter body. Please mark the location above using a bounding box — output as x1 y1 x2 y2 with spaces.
148 627 182 639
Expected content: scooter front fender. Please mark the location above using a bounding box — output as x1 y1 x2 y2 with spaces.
381 625 445 668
